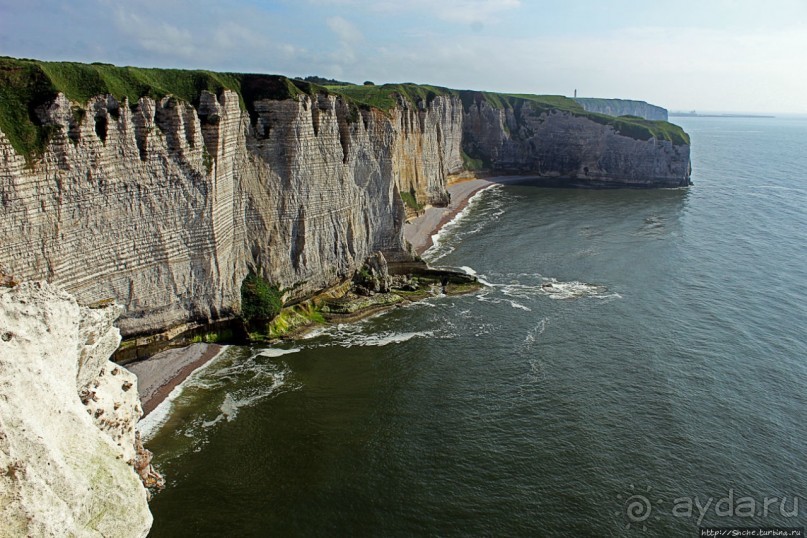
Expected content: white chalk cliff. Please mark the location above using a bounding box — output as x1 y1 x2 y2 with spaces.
0 83 689 339
0 280 152 537
0 89 468 338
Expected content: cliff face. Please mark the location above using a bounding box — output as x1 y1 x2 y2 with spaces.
0 280 152 537
0 90 462 337
390 96 465 205
0 73 690 337
573 98 669 121
463 100 690 187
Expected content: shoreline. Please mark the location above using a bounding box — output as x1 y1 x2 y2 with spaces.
128 343 226 420
128 177 508 435
403 178 495 255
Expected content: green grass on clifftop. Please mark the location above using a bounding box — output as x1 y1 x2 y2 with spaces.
459 91 689 146
604 116 689 146
0 57 325 160
0 56 689 162
325 83 458 110
0 59 60 160
332 84 688 146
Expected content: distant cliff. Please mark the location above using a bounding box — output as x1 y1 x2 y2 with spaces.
464 94 688 186
574 98 669 121
0 59 691 338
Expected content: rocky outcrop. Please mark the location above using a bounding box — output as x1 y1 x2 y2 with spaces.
354 251 392 294
0 69 690 338
463 98 690 187
574 98 669 121
0 279 153 537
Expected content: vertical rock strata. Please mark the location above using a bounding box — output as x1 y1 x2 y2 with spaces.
388 95 464 205
0 88 689 337
0 281 152 537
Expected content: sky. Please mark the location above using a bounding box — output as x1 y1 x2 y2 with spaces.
1 0 806 114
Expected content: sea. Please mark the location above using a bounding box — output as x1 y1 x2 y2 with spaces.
145 115 807 537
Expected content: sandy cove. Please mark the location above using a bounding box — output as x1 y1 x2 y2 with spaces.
128 343 224 418
403 178 495 255
403 176 542 254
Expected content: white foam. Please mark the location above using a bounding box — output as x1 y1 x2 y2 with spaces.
180 359 293 437
475 293 531 311
539 278 619 300
300 326 329 340
524 318 548 345
526 358 546 383
192 369 290 432
472 272 621 306
405 298 437 308
220 393 239 421
517 319 550 384
458 266 494 287
425 184 502 262
508 300 532 311
477 276 495 287
493 276 620 301
212 368 289 424
201 414 225 428
259 347 302 358
500 283 544 299
333 329 434 348
137 345 230 441
303 313 445 348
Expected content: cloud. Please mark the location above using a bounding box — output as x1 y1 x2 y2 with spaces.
426 0 522 24
325 16 364 67
311 0 521 24
96 2 310 74
337 24 807 113
114 8 196 59
327 16 363 45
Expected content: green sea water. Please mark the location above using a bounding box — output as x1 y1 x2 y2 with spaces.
145 116 807 536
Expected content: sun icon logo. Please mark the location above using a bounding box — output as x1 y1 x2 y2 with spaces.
616 484 663 532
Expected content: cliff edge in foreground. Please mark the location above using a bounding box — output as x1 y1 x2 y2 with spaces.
0 278 154 537
0 58 691 339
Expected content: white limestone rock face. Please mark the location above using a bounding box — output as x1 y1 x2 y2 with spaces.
0 90 463 337
0 281 152 538
389 95 464 205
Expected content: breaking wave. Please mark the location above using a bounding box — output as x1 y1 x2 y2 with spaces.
306 325 437 348
140 347 296 449
201 363 290 426
425 185 505 262
137 345 230 441
463 269 621 302
259 347 303 358
537 278 621 300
